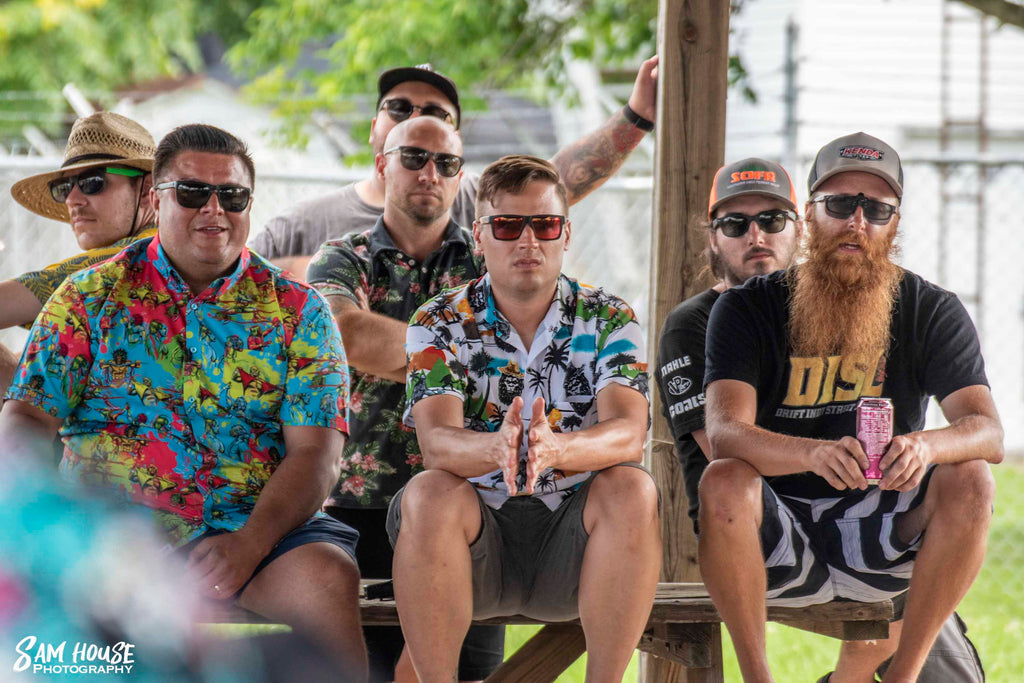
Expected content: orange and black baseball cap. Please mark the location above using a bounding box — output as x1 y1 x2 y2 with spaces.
807 131 903 199
708 158 797 219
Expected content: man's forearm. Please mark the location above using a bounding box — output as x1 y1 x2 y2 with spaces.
551 109 648 205
332 306 408 383
552 417 647 471
913 414 1004 465
708 418 820 476
239 438 344 554
419 425 506 479
0 343 20 398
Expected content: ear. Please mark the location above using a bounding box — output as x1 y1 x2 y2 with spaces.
138 174 154 209
472 220 484 255
369 116 378 145
374 152 387 182
562 219 572 252
149 184 161 214
708 228 721 256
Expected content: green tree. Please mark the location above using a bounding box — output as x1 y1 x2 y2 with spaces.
0 0 266 143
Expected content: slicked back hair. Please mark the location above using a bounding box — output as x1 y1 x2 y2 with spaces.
475 154 569 218
153 124 255 187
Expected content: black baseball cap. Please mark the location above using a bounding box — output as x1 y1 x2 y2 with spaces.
377 64 461 128
808 132 903 199
708 158 798 219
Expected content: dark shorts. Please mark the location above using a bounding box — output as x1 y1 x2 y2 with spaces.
179 515 359 599
326 506 504 682
387 462 656 623
760 466 936 608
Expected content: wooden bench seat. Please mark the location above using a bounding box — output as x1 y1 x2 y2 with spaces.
202 580 893 682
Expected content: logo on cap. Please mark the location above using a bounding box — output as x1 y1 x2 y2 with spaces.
839 146 884 161
730 170 778 184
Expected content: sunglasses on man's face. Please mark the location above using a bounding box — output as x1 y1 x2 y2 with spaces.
809 193 898 225
49 167 145 204
380 98 455 127
383 146 464 178
478 214 567 241
711 209 797 238
154 181 252 213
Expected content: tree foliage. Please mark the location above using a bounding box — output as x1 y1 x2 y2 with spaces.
0 0 265 142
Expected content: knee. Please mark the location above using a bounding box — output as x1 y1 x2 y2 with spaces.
588 465 659 520
934 460 996 521
698 459 762 522
399 469 478 530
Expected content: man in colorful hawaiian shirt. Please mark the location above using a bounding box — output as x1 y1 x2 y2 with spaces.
0 112 159 393
0 124 367 677
389 155 661 682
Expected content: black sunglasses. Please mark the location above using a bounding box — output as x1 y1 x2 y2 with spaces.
711 209 797 238
154 181 252 213
809 193 898 225
380 98 455 128
49 167 145 204
383 146 464 178
478 214 566 241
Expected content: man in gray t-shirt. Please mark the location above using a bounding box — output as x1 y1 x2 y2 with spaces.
252 174 479 259
249 58 659 276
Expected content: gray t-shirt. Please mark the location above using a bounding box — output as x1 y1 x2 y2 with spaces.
249 174 480 259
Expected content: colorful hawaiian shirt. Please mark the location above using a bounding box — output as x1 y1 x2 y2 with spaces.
6 235 349 548
15 225 158 308
308 216 480 509
404 273 649 510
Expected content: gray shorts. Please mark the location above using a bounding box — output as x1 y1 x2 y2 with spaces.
387 462 656 622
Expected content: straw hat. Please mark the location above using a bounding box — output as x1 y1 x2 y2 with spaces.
11 111 156 223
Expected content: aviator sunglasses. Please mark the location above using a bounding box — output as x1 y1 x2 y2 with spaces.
49 167 145 204
154 181 252 213
384 146 464 177
809 193 898 225
711 209 797 238
478 214 566 241
380 98 455 127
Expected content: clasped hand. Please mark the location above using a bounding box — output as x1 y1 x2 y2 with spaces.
493 396 564 496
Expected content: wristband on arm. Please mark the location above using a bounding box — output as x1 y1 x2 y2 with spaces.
623 104 655 132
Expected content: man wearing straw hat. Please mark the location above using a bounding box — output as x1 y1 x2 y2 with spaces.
0 111 157 391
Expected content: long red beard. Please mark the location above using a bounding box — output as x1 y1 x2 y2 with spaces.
788 216 903 359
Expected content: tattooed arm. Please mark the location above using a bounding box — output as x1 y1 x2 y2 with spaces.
551 55 658 205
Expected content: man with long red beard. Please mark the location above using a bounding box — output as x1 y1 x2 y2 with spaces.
698 132 1002 683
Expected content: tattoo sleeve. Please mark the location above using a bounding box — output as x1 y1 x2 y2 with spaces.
550 109 647 205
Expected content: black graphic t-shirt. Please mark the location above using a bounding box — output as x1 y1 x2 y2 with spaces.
656 288 720 531
705 268 988 499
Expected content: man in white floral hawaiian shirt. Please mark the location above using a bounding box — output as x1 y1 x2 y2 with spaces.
389 155 661 683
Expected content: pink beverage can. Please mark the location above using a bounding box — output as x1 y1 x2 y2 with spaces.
857 398 893 485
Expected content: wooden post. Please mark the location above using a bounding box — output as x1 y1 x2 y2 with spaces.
642 0 730 681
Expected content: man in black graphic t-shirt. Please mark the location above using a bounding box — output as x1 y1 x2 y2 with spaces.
655 157 802 533
699 133 1003 683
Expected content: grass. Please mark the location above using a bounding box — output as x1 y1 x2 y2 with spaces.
506 462 1024 681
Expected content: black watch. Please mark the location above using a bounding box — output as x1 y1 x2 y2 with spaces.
623 104 654 132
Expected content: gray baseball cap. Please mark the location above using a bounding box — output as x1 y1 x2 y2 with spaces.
808 132 903 199
708 157 797 218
